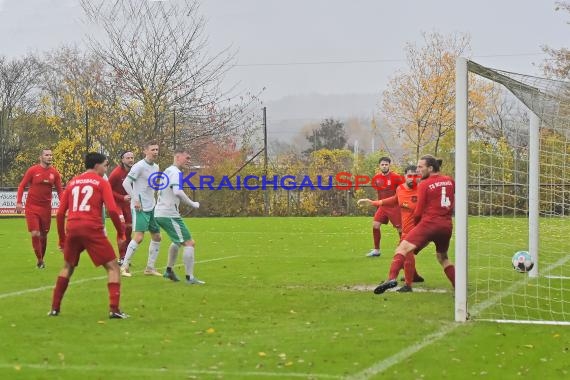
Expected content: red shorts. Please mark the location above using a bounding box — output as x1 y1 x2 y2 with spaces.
25 208 52 233
401 232 428 255
405 222 452 254
118 203 132 225
373 206 401 228
63 225 117 267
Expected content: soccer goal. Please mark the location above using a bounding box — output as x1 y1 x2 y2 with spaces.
455 57 570 325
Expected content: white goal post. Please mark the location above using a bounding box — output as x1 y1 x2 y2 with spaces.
455 57 570 325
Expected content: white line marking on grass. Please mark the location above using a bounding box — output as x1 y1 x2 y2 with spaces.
0 363 343 379
342 285 449 293
544 275 570 280
346 322 460 380
204 231 369 235
347 254 570 379
0 256 239 300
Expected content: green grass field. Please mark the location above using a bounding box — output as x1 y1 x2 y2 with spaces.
0 217 569 379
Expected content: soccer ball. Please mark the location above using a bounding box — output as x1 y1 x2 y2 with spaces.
512 251 534 273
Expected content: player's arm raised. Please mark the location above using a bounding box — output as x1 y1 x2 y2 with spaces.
173 187 200 209
358 194 397 207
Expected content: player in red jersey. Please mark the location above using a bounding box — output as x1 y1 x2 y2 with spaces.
358 165 424 290
48 152 128 319
108 150 135 263
373 155 455 294
365 157 404 257
16 149 63 269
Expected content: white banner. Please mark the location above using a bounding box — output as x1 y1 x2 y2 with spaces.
0 191 60 215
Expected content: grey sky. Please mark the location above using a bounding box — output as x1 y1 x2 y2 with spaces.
0 0 567 102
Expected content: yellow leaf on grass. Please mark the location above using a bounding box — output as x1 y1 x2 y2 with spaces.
206 328 215 334
258 352 266 357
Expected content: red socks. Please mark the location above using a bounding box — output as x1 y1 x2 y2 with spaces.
119 225 133 259
39 235 47 259
403 252 416 286
444 265 455 288
31 236 42 262
108 282 121 313
373 228 380 250
388 254 405 280
51 279 122 314
51 276 70 311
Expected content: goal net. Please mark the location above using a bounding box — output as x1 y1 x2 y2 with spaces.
455 58 570 325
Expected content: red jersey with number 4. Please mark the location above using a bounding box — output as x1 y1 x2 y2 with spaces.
373 171 404 201
17 164 63 210
413 174 455 226
57 172 122 232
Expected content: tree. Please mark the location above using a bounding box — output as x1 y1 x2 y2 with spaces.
304 118 347 155
542 1 570 79
79 0 257 149
382 32 470 160
0 54 43 186
39 47 137 179
382 32 496 161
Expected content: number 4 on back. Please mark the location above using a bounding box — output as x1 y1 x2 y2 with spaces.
440 187 451 208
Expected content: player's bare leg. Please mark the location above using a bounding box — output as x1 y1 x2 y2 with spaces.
437 251 455 288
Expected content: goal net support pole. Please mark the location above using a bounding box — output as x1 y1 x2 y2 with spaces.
529 112 540 278
455 57 468 322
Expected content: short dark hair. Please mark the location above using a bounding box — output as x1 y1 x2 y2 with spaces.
40 148 52 155
420 155 443 172
143 140 159 149
379 156 391 164
174 147 190 155
85 152 107 169
404 164 417 174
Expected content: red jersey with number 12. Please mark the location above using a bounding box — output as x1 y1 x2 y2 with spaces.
58 172 120 229
413 174 455 227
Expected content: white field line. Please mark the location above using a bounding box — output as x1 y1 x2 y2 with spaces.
0 363 343 379
0 256 239 300
544 275 570 280
204 231 370 235
342 285 449 293
347 254 570 380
